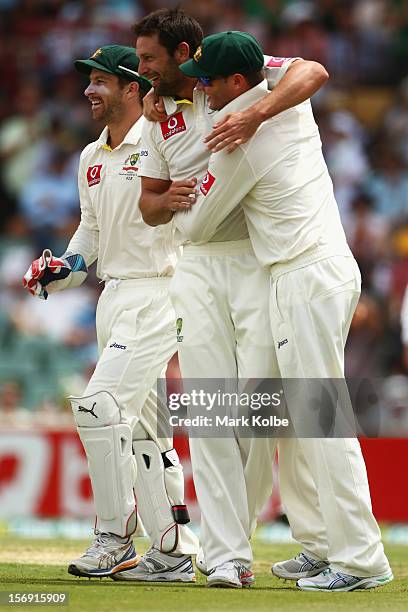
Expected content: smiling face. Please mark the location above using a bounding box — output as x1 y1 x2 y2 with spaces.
84 69 127 123
136 33 188 96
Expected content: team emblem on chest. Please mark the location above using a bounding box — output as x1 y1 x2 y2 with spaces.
160 112 187 140
122 152 140 171
87 164 103 187
119 151 142 180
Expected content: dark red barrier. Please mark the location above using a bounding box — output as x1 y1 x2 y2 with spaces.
360 438 408 522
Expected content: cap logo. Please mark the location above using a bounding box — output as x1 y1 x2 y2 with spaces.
194 46 202 62
91 48 103 59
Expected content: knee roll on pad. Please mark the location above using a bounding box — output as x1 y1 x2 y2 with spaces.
70 390 124 427
69 391 137 537
133 440 190 553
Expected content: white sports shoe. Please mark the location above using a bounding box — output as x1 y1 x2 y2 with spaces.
297 567 394 592
207 560 255 588
112 547 196 582
272 551 329 580
68 532 139 578
196 550 255 587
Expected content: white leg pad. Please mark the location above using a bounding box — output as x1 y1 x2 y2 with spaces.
133 440 190 553
70 391 137 537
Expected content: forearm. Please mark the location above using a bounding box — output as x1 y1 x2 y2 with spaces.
139 190 173 227
139 177 197 226
66 222 99 267
251 61 329 123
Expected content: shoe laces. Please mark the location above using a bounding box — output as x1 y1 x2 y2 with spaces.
85 533 127 558
321 568 333 577
142 546 167 561
234 560 252 577
84 533 110 558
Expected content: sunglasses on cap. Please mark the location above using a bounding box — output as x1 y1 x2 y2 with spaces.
198 76 214 86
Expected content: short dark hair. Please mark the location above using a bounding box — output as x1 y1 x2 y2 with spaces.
132 8 203 58
244 70 265 88
117 75 149 103
117 75 131 89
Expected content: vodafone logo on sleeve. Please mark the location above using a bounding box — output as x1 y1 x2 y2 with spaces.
267 56 289 67
160 112 187 140
200 171 216 196
87 164 102 187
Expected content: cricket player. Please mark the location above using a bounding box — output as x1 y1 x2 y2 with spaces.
118 8 329 588
175 30 393 592
22 45 198 581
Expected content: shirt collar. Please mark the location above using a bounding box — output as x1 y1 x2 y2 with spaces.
215 81 269 123
162 88 205 116
97 116 145 151
163 96 192 116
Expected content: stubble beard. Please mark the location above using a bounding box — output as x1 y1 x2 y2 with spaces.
156 60 187 97
156 77 183 97
101 96 126 124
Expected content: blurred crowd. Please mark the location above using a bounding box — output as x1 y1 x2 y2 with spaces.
0 0 407 433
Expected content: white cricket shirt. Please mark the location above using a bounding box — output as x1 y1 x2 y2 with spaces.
175 80 352 267
67 118 177 279
138 56 299 244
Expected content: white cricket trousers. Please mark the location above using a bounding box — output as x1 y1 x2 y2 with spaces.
84 276 198 554
270 255 391 577
169 240 278 570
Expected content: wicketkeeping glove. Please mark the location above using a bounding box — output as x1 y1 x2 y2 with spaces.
22 249 88 300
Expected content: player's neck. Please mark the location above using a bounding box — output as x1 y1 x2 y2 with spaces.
174 78 196 102
107 108 143 150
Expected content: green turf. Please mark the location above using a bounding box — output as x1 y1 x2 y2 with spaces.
0 537 406 611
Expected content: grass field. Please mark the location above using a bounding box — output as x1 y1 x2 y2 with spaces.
0 536 407 611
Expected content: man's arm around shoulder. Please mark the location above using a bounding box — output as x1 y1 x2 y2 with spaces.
206 59 329 153
255 59 328 123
